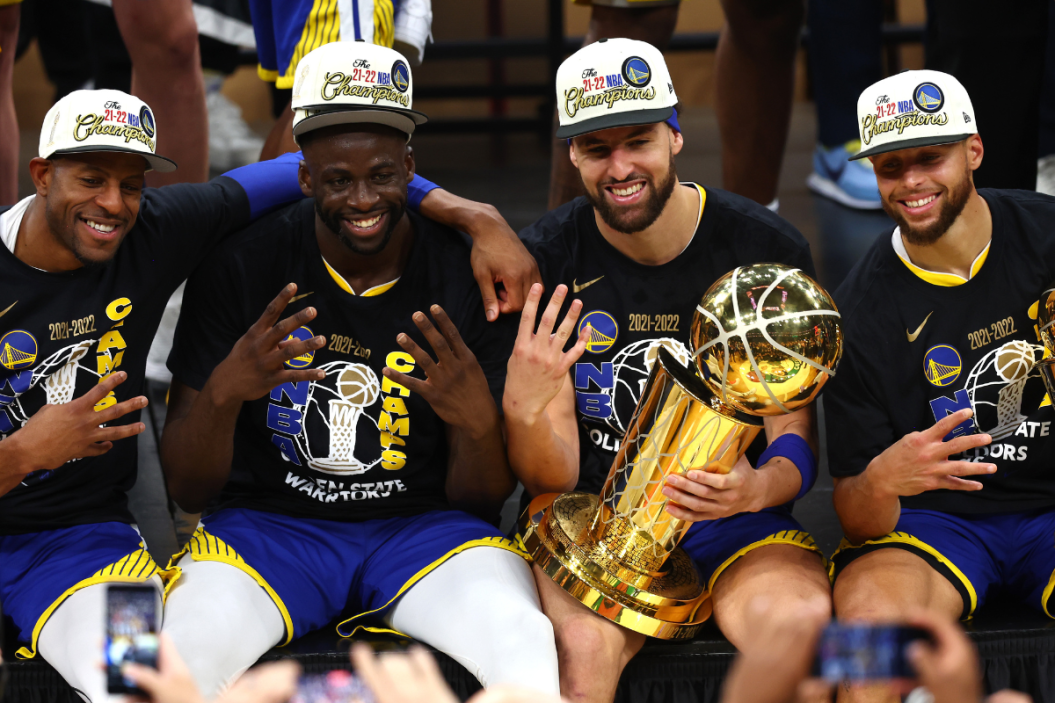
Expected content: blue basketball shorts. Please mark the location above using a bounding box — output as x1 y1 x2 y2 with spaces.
249 0 397 88
680 505 825 593
175 508 526 644
830 508 1055 619
0 522 172 659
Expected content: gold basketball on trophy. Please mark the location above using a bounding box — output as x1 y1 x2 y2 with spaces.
1034 281 1055 398
690 263 843 416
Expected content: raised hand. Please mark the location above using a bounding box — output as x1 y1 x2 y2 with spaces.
210 283 327 407
866 408 997 498
4 370 147 478
383 305 497 438
502 284 589 423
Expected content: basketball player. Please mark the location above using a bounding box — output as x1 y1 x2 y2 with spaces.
158 42 559 697
825 70 1055 700
0 86 545 702
506 39 829 703
549 0 805 212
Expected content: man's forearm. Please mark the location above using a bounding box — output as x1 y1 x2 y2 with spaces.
445 417 516 517
160 381 242 512
505 412 578 497
418 188 502 239
833 469 901 544
753 457 803 509
0 435 30 498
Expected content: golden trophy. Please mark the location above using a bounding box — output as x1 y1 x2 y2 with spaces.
1035 282 1055 397
520 263 843 639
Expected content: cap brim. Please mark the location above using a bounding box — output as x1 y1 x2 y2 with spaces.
48 145 178 173
850 134 973 161
556 106 674 140
293 106 429 141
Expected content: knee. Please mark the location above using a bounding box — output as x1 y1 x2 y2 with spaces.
720 0 804 49
552 610 626 664
125 9 199 68
832 571 900 621
588 6 679 48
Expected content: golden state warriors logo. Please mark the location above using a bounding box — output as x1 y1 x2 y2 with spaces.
622 57 651 88
0 330 37 371
392 60 410 94
913 82 944 114
924 344 961 387
579 311 618 354
139 106 156 139
284 327 316 369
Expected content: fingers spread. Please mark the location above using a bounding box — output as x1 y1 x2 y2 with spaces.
397 331 437 374
940 460 997 477
412 313 453 364
80 371 128 407
430 305 468 357
928 407 974 439
553 299 583 343
266 306 318 348
95 395 148 425
255 283 297 332
94 422 146 444
518 283 544 337
537 285 567 338
384 367 427 397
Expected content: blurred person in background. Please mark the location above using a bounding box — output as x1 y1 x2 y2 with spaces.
0 0 18 206
547 0 805 213
254 0 434 160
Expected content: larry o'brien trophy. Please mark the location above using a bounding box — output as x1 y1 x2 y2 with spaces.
1034 282 1055 398
520 263 843 639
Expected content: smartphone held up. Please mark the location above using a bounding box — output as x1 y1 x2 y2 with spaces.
105 584 160 695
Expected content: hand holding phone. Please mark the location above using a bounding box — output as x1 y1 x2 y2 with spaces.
814 623 931 683
293 670 374 703
105 584 160 696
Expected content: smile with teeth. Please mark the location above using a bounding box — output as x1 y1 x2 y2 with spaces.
349 214 383 229
610 183 644 197
904 194 937 208
84 220 116 233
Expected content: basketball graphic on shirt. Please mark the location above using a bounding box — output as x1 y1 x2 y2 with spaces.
964 340 1046 440
605 338 691 434
295 361 382 475
336 365 380 406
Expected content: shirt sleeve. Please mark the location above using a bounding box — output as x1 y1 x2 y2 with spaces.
224 152 440 216
166 250 249 392
822 326 897 478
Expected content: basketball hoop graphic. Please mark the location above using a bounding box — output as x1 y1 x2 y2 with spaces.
300 361 382 474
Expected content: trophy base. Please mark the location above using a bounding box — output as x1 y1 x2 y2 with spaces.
521 492 712 640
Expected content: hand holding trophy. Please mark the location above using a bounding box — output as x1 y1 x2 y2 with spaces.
520 263 843 639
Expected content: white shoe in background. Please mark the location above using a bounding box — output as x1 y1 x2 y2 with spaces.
1037 155 1055 196
207 90 265 172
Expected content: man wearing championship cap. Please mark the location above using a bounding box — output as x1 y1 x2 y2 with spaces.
158 41 559 696
504 38 829 703
0 86 548 700
826 71 1055 659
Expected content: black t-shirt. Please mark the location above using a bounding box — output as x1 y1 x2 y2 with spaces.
0 179 251 534
520 184 816 494
825 189 1055 514
168 200 514 522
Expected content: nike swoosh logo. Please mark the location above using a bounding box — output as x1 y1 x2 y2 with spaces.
289 292 314 304
0 301 16 320
907 311 933 342
572 276 604 294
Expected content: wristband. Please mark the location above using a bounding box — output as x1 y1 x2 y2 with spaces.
757 433 817 501
408 174 440 210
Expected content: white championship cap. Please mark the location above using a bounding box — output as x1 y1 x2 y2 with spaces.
852 69 977 161
555 38 679 140
291 40 428 142
39 89 176 172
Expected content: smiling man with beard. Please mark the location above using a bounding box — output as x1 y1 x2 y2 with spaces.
157 42 559 697
825 71 1055 702
502 39 829 703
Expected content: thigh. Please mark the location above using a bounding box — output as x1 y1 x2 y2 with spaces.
345 510 509 633
831 510 991 620
38 574 163 703
388 546 559 693
1006 509 1055 617
0 522 165 659
193 509 362 641
163 559 285 697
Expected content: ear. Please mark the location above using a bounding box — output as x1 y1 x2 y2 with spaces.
965 134 984 171
297 160 312 198
404 145 416 181
28 158 54 197
669 127 684 156
569 141 579 170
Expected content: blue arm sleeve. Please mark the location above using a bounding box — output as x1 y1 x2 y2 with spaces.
225 153 442 220
757 433 818 501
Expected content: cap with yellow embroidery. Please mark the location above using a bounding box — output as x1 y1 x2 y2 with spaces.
39 89 176 172
291 41 428 142
853 69 977 161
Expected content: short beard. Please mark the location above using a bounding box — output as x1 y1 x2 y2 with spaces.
883 162 973 246
582 149 678 234
316 199 402 256
46 201 111 269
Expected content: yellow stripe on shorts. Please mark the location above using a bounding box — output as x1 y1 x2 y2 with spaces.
707 530 825 593
374 0 395 48
16 545 178 660
271 0 342 89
